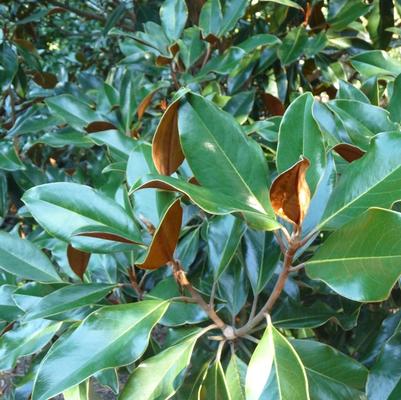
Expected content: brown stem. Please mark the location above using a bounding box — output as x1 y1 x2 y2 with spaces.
235 238 298 337
170 259 230 333
46 0 135 31
128 266 143 300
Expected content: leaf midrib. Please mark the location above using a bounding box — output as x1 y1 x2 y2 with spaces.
36 302 166 400
188 103 266 213
319 156 401 229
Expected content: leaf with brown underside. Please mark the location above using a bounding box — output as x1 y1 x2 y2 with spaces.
270 158 311 226
152 100 184 175
33 71 58 89
137 199 183 270
261 93 285 116
67 245 91 280
85 121 116 133
333 143 366 163
137 92 154 121
75 232 139 244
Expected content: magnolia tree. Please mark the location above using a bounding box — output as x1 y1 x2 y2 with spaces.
2 0 401 399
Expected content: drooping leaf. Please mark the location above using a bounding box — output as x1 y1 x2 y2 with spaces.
136 198 183 269
152 98 184 175
0 142 25 171
0 231 61 282
120 328 202 399
307 208 401 302
242 229 281 294
207 214 246 279
277 93 325 193
325 99 397 149
292 339 368 400
318 131 401 230
45 95 100 130
246 317 309 400
24 284 116 321
332 143 366 162
327 0 371 31
367 331 401 400
270 158 311 226
201 360 231 400
351 50 401 78
67 245 91 279
0 319 61 371
22 182 142 252
32 300 168 400
278 26 308 66
225 354 247 400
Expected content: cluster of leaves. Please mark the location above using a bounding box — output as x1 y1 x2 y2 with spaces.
3 0 401 399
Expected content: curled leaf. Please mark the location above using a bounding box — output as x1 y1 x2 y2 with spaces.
333 143 366 163
152 100 184 175
137 199 183 270
67 245 91 280
33 71 58 89
85 121 116 133
261 92 285 116
270 158 311 226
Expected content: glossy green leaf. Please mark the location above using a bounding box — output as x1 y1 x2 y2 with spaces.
327 0 371 30
277 92 326 193
246 318 310 400
318 131 401 230
226 354 247 400
337 80 370 103
45 95 100 130
0 231 61 282
237 34 281 53
201 360 231 400
32 300 168 400
177 92 278 230
90 130 137 160
199 0 223 37
302 154 336 236
367 331 401 400
198 47 246 77
0 285 23 321
133 174 278 230
262 0 303 11
278 26 308 66
149 278 209 326
219 256 248 317
388 73 401 123
178 27 206 69
160 0 188 42
63 380 91 400
120 328 202 400
273 299 335 329
22 182 142 251
292 339 368 400
242 229 281 294
219 0 248 36
0 43 18 91
0 319 61 371
24 284 116 321
325 100 397 148
127 141 175 229
351 50 401 78
307 208 401 302
207 214 246 278
0 142 25 171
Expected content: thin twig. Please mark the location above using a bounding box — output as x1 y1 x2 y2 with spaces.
170 259 229 333
243 335 260 344
235 235 299 337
